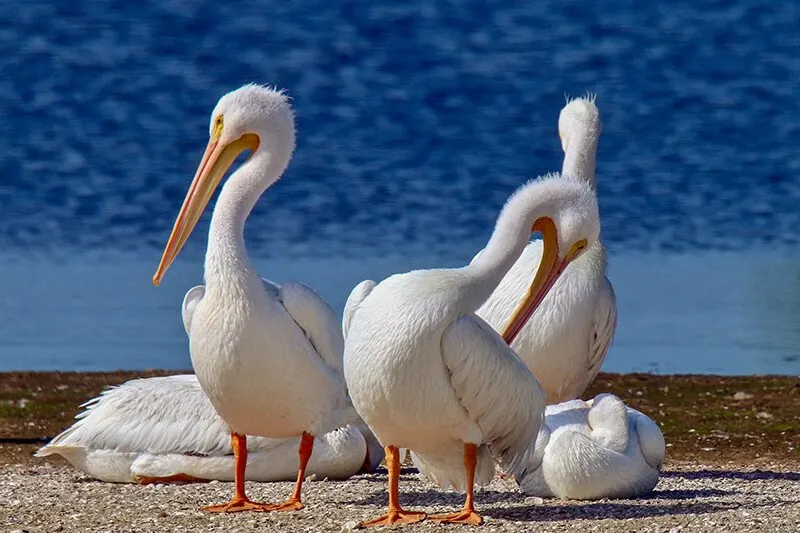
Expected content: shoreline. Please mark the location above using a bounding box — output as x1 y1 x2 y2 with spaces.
1 371 797 466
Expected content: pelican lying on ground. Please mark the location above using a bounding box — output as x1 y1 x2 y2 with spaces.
343 174 600 527
152 84 356 513
516 393 665 499
476 96 617 404
36 375 383 483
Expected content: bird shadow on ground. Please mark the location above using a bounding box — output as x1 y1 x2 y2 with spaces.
354 466 419 483
344 488 529 508
344 487 743 523
662 469 800 482
484 500 740 522
641 488 736 500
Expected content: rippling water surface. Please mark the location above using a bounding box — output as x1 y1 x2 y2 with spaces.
1 0 798 373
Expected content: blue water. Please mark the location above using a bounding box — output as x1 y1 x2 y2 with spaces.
1 0 798 374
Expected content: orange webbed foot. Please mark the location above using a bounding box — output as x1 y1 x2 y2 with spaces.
262 498 305 512
360 509 427 527
430 509 484 526
201 497 273 513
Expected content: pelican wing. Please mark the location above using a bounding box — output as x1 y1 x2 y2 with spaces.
181 285 206 336
37 375 274 456
631 409 666 470
37 375 347 463
342 280 376 339
441 314 545 477
587 277 617 377
279 281 345 377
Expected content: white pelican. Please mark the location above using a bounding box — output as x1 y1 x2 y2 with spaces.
516 393 665 499
475 96 617 404
36 375 384 483
343 174 600 526
152 84 356 512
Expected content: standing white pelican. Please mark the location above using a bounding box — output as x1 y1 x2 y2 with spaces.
36 375 384 483
343 175 599 527
152 84 355 512
475 96 617 404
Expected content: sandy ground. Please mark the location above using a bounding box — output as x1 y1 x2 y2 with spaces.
1 372 798 531
2 461 799 532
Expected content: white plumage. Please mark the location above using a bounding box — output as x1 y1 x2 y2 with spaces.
344 173 600 526
36 375 384 483
151 84 356 512
516 394 665 499
476 96 617 404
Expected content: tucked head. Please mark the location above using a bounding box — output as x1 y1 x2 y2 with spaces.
501 175 600 343
558 95 601 154
153 84 296 286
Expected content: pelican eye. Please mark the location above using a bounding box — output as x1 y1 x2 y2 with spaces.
566 238 588 260
212 115 224 140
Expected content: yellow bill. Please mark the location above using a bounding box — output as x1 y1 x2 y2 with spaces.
152 132 259 286
501 217 587 345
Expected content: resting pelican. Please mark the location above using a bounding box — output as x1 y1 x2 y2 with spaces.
36 375 383 483
152 84 355 512
343 174 599 526
475 96 617 404
516 393 665 499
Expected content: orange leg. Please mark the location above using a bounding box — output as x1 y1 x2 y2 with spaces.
136 473 208 485
202 433 272 512
263 432 314 512
360 445 427 527
429 443 484 526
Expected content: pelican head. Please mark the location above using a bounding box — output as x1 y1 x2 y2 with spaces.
153 84 295 286
501 175 600 344
558 94 600 154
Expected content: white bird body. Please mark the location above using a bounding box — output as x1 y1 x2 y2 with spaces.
475 97 616 404
151 84 354 511
186 278 352 439
517 394 665 500
344 174 600 526
346 274 541 491
36 375 382 484
476 242 614 403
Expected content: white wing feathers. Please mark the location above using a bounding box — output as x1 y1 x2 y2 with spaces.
37 375 263 457
279 281 345 376
441 315 545 478
632 410 666 470
342 280 376 339
588 277 617 377
181 285 206 336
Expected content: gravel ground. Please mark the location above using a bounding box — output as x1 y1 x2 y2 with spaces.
2 462 798 532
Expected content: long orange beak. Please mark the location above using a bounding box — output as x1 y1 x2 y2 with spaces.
501 218 586 345
152 133 259 286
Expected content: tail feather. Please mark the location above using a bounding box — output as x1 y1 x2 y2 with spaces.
411 445 494 492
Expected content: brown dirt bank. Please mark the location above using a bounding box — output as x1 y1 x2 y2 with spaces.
0 371 798 467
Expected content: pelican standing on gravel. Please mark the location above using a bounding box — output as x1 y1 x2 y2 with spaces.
343 174 600 527
476 96 617 404
152 84 355 513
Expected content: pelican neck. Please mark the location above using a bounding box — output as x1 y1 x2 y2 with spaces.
203 152 273 291
562 132 598 190
461 193 541 311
